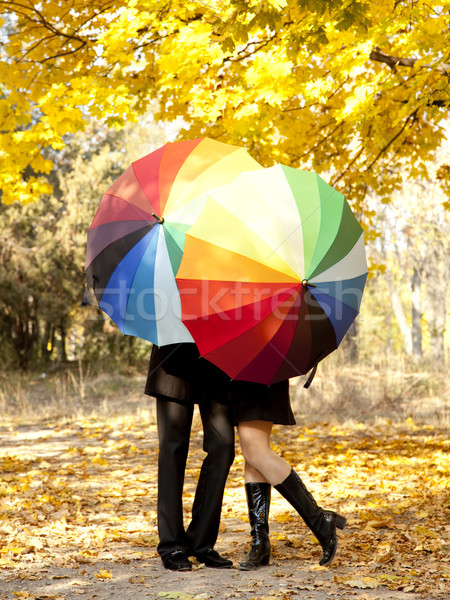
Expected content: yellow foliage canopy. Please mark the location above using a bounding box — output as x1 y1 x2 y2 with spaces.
0 0 449 213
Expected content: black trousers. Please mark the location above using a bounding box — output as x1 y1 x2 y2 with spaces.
156 396 235 558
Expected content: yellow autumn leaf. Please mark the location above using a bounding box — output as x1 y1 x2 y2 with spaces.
366 518 394 529
414 525 438 538
275 511 294 523
268 0 287 8
157 592 196 599
336 575 380 589
1 546 28 555
129 575 146 584
287 536 303 548
91 456 109 466
95 569 112 579
234 104 260 119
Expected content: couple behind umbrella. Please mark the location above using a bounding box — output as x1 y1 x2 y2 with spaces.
85 138 365 571
145 342 346 571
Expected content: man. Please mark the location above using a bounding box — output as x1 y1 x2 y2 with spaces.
145 343 234 571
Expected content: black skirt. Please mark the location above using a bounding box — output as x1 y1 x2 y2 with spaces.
229 379 296 426
145 344 296 425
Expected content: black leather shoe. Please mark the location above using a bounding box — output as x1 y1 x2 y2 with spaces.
162 550 192 571
194 548 232 568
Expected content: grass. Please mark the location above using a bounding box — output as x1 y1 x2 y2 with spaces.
291 358 449 426
0 361 155 426
0 358 447 427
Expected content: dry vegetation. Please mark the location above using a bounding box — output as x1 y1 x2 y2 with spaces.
0 363 448 600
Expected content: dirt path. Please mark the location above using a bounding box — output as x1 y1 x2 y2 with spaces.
0 557 424 600
0 416 448 600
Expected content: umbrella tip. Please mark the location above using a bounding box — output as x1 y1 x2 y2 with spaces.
302 279 316 288
152 213 165 224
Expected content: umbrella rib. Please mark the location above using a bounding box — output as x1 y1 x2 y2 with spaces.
266 340 306 380
104 191 160 225
161 224 184 272
263 176 345 267
264 220 302 265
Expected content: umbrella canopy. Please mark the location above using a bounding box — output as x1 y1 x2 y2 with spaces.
85 138 262 345
176 164 368 385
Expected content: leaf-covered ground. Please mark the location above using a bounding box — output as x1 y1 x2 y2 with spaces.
0 410 448 600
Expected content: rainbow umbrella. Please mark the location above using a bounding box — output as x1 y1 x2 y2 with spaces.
85 138 262 345
176 165 368 385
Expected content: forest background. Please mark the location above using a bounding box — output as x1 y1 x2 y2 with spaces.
0 3 449 600
0 0 448 421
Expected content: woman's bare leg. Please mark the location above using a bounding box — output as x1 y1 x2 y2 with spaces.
237 420 291 485
238 420 346 567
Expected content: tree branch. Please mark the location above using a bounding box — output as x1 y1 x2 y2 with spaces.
223 34 277 64
370 47 450 76
331 142 366 187
366 109 418 172
291 121 344 164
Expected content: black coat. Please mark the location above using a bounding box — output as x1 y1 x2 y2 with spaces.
145 343 230 405
144 343 295 425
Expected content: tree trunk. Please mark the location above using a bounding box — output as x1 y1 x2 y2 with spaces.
424 254 448 363
59 324 68 362
411 267 423 360
41 321 55 361
388 277 412 356
342 320 359 363
12 296 39 369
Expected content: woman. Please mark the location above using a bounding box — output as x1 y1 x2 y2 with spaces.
231 380 346 570
145 343 235 571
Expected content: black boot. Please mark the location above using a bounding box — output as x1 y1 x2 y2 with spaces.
274 469 346 566
239 482 271 570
